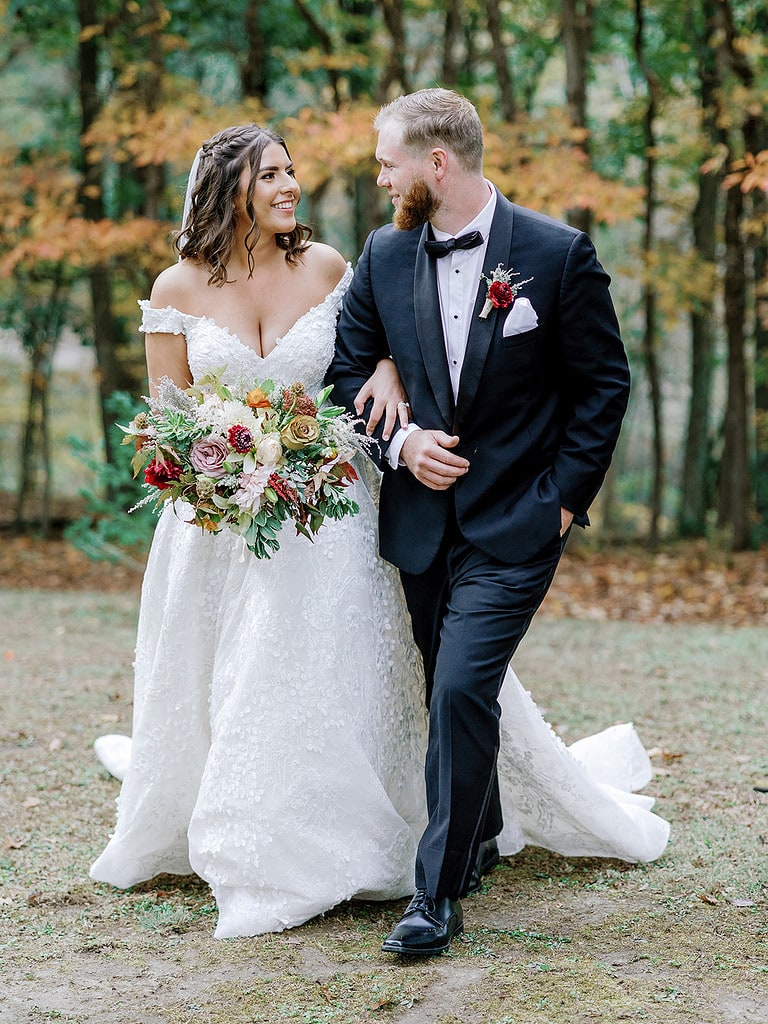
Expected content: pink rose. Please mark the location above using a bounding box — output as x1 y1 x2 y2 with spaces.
189 436 229 478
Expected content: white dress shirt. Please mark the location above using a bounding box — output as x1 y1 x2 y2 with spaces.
387 183 497 469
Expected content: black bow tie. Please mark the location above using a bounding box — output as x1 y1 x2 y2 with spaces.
424 230 484 258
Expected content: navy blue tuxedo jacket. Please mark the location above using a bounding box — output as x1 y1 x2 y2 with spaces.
329 191 630 575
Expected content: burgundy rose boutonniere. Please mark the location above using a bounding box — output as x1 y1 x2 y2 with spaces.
479 263 534 319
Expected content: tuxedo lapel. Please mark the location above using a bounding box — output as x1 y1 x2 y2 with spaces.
414 225 455 429
453 195 515 434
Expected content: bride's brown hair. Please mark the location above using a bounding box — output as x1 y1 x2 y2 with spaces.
174 123 312 287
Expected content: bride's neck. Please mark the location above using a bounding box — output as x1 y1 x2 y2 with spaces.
229 229 284 274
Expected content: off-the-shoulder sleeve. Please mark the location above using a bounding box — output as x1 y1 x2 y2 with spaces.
137 300 188 336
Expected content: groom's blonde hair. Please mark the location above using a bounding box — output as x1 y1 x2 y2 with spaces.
374 88 484 174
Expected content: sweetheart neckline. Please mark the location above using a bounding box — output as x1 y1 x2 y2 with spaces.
141 264 353 361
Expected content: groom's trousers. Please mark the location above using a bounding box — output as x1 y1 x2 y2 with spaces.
399 509 565 901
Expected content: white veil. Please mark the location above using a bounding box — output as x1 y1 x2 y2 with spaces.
177 147 203 255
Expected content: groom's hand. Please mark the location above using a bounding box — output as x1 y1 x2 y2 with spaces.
401 431 469 490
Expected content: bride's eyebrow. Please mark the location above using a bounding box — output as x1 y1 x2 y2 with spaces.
259 162 294 173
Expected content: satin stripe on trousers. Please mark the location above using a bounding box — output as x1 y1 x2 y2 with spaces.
400 518 565 900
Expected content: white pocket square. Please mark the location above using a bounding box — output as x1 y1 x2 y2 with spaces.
502 297 538 336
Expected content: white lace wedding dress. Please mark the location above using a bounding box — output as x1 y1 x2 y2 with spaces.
90 267 669 938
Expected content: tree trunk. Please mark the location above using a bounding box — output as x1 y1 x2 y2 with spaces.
679 0 721 536
134 0 167 220
292 0 341 108
634 0 664 549
14 274 65 534
751 182 768 529
353 175 381 258
740 107 768 534
339 0 376 100
561 0 593 234
717 181 753 548
747 5 768 531
242 0 268 100
379 0 411 97
483 0 515 122
715 0 763 547
442 0 462 86
77 0 133 464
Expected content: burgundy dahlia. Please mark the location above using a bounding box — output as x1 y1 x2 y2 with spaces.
228 424 254 453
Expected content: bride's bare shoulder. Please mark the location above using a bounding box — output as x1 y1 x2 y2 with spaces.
302 242 349 290
148 260 210 312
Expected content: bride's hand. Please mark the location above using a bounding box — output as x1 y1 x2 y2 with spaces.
354 358 410 440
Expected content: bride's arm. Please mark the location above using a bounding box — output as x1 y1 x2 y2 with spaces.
145 332 192 399
354 358 410 441
144 266 193 399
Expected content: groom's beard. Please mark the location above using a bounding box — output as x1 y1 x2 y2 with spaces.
393 177 442 232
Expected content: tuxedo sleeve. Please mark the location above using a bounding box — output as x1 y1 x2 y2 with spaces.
550 232 630 516
327 231 394 465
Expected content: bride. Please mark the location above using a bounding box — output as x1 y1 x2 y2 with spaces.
90 123 669 940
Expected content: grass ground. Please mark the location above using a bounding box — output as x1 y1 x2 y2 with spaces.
1 589 766 1024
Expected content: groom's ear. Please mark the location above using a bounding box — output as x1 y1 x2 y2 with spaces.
430 148 448 180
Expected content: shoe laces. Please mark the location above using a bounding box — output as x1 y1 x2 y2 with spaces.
406 889 436 916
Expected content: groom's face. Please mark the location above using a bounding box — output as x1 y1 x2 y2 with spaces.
375 124 441 230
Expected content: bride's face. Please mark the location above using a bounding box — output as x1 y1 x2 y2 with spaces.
237 141 301 236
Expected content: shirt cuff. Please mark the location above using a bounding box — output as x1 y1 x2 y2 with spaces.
385 423 422 469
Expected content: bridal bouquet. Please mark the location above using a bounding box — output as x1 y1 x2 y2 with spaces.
122 371 365 559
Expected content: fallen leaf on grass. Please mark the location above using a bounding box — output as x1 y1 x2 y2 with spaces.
729 898 756 907
647 747 684 763
697 892 718 906
48 737 63 752
315 981 333 1003
22 797 41 809
370 996 398 1010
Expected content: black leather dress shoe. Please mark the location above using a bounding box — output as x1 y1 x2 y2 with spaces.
466 838 500 895
381 889 463 956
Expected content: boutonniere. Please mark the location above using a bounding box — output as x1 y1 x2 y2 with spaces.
479 264 534 319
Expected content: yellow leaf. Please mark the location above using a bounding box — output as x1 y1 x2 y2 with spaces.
78 24 103 42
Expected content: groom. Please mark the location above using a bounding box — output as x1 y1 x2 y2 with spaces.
329 88 630 955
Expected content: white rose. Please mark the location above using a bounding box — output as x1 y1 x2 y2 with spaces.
255 434 283 465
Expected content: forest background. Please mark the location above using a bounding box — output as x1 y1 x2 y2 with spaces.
1 0 767 561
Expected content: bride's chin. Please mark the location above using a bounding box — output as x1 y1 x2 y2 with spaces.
271 216 297 233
